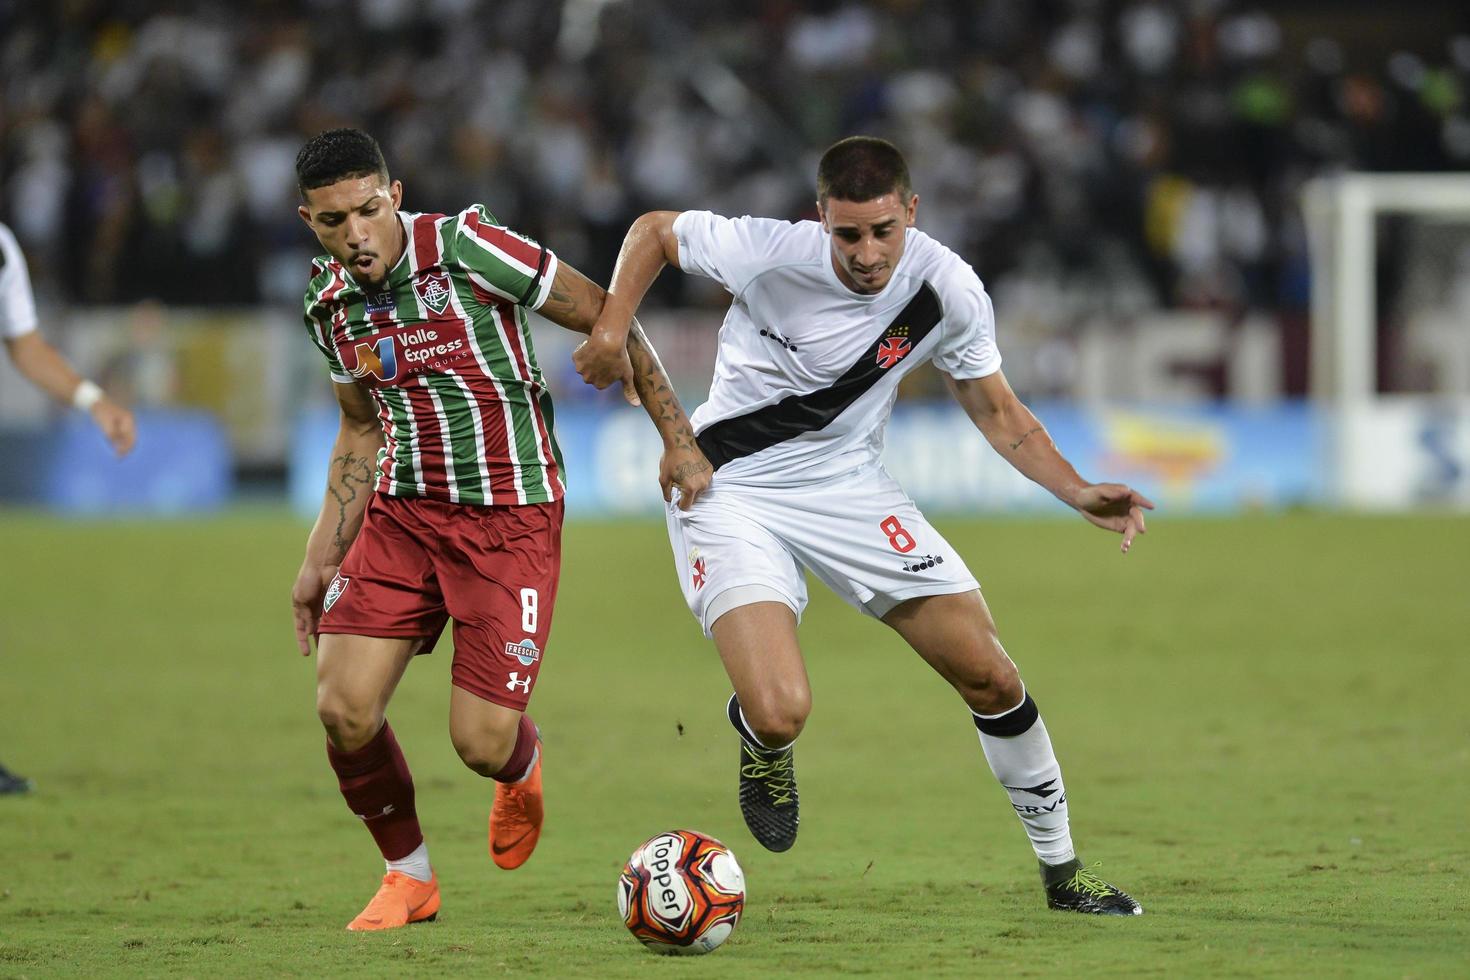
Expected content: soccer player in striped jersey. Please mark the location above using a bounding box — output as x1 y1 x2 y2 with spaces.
575 137 1150 915
290 129 711 931
2 220 136 796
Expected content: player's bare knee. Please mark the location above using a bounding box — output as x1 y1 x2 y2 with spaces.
956 658 1023 714
452 729 515 777
316 695 381 752
746 691 810 747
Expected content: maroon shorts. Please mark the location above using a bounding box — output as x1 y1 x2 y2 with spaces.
319 492 563 710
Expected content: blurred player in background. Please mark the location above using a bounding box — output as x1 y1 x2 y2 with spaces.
291 129 709 931
2 220 136 796
576 137 1151 915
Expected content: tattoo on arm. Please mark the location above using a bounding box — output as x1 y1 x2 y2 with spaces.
1009 426 1045 452
626 325 708 473
537 267 605 333
327 450 374 562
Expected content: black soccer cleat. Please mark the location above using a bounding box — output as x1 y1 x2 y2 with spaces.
0 762 34 796
737 740 799 852
1041 860 1143 916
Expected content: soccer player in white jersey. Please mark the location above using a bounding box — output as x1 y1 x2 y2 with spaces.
1 220 136 796
574 137 1152 915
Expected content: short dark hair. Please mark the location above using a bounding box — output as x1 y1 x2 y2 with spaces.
816 136 912 203
295 128 388 194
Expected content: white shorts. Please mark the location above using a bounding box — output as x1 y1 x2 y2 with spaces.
665 465 980 636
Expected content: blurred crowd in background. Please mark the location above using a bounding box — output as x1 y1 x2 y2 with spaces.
3 0 1468 321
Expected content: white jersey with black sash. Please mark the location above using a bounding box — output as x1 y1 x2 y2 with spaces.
672 210 1002 488
0 223 39 340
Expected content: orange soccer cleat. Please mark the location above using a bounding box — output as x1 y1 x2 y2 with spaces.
345 871 441 931
489 744 544 869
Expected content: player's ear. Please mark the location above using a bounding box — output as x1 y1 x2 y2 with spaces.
389 179 403 209
297 203 313 228
816 199 830 231
906 193 919 226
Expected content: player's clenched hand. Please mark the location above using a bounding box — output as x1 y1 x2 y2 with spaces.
91 397 137 456
573 332 632 392
291 562 338 656
1073 483 1155 554
660 443 713 511
573 338 640 406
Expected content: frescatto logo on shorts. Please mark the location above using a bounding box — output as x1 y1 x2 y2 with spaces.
505 639 541 666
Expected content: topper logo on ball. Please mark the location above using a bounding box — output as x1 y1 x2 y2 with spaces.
644 834 693 929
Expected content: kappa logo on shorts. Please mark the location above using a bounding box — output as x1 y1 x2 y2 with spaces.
505 639 541 666
323 574 350 612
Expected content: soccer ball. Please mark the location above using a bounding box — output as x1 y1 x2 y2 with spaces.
616 829 745 955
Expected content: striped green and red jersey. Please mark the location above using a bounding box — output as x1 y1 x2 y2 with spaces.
302 206 565 506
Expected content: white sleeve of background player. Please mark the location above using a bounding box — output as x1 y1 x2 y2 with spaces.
930 271 1002 380
672 211 787 299
0 225 40 339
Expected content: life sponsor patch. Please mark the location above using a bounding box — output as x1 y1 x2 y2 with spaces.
338 320 474 386
364 290 395 315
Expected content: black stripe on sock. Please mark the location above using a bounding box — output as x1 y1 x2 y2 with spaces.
972 693 1039 737
726 693 761 745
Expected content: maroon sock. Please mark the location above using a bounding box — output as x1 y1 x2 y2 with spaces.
326 720 423 862
492 713 539 783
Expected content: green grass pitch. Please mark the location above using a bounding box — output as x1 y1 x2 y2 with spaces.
2 510 1467 977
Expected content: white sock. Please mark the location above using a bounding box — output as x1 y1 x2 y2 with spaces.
386 841 432 882
972 690 1076 866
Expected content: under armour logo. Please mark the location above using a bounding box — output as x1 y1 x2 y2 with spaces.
506 672 532 693
356 803 396 821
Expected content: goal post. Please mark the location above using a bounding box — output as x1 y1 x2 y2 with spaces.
1303 172 1470 402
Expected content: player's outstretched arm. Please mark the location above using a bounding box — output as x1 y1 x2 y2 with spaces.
291 381 383 655
538 257 711 509
572 210 683 390
946 370 1154 553
625 320 711 508
4 333 136 455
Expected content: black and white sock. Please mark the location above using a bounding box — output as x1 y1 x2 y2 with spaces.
972 688 1076 865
